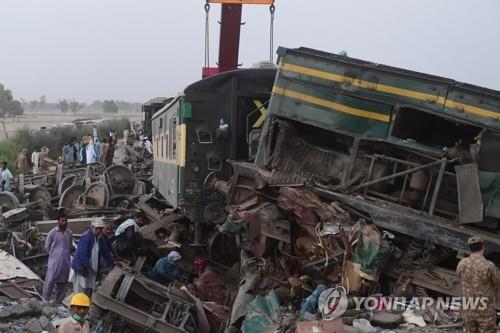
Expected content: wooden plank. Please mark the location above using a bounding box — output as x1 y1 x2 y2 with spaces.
455 164 483 224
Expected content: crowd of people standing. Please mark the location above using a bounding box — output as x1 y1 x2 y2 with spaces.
62 130 117 167
0 130 121 193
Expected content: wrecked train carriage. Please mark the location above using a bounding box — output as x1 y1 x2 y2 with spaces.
251 46 500 255
92 264 228 333
142 97 174 139
151 68 276 242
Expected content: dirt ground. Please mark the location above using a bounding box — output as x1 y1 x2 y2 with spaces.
0 111 141 140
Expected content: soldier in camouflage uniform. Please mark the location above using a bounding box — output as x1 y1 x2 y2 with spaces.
457 236 498 333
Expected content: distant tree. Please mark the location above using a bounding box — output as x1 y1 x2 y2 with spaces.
102 100 118 113
116 100 131 111
7 100 24 118
0 84 24 117
57 99 69 113
39 95 47 109
90 100 102 111
30 100 39 110
69 99 85 114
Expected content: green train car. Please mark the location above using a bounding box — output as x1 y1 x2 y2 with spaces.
255 47 500 252
152 68 276 237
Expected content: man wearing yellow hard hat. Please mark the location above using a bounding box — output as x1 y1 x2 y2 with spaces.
57 293 91 333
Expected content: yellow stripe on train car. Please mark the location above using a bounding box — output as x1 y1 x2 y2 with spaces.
280 62 446 105
280 62 500 120
272 86 390 122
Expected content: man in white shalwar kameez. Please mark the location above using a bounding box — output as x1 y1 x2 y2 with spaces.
85 139 97 164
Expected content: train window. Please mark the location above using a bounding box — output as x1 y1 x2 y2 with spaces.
207 151 222 171
159 118 163 128
166 132 169 159
172 117 177 159
196 126 213 144
161 135 164 158
156 137 159 157
392 107 481 149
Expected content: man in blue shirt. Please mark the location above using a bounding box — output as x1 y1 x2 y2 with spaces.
63 137 80 164
0 162 13 192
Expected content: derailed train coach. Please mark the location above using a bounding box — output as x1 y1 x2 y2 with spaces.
252 47 500 255
151 67 276 241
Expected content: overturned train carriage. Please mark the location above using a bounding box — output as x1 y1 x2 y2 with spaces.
151 68 276 239
253 46 500 255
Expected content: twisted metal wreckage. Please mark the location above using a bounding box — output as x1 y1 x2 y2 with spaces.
4 52 500 332
0 140 495 332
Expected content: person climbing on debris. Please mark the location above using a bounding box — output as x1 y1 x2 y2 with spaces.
15 148 29 174
114 212 145 261
70 218 114 296
151 250 184 284
31 146 40 175
457 236 499 333
57 293 91 333
42 210 73 304
0 161 13 192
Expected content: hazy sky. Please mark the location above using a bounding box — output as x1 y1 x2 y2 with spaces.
1 0 499 103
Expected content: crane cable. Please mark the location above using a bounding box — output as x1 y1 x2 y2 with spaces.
204 1 211 69
269 1 275 62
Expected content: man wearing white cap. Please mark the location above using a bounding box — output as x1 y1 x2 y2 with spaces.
70 218 115 296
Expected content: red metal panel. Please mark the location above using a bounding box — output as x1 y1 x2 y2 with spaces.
202 67 220 78
217 4 242 73
209 0 272 4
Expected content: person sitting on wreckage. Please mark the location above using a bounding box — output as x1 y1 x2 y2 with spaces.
151 250 184 284
113 212 145 261
70 218 114 296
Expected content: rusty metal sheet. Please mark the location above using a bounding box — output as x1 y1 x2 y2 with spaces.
0 281 33 299
261 220 291 243
455 164 483 224
36 217 117 235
